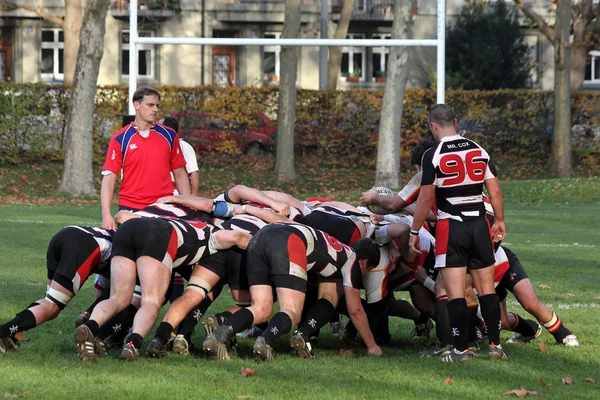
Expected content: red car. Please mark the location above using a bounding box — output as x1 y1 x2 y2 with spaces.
168 111 276 155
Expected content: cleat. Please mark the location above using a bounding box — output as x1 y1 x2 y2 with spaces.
103 335 124 350
172 334 190 355
3 336 20 352
236 326 264 339
507 324 542 344
253 336 275 361
561 334 579 347
95 339 107 358
418 344 452 358
147 337 168 358
412 318 433 343
488 344 509 360
467 341 481 352
74 325 97 361
74 311 90 328
202 334 230 361
120 341 140 361
440 348 479 362
0 338 5 354
329 314 344 337
290 330 315 359
201 315 221 336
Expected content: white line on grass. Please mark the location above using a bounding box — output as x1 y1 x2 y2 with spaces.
0 219 98 225
506 300 598 310
502 242 595 248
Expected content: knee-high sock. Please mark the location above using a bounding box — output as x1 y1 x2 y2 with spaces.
261 312 293 345
447 298 469 352
298 298 335 338
479 294 501 346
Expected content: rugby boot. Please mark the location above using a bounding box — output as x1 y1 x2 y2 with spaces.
147 337 169 358
440 348 480 362
203 333 230 361
172 334 190 355
507 324 542 344
418 343 452 358
253 336 275 361
236 326 264 339
412 318 433 343
562 334 579 347
74 325 98 361
202 315 221 335
120 341 140 361
74 311 90 328
290 330 315 359
488 343 509 360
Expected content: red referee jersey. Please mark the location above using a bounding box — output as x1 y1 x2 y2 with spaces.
102 122 187 209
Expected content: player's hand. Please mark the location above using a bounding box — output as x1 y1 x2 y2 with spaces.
367 344 383 356
102 215 116 230
414 265 427 284
271 201 290 217
156 195 176 203
408 235 422 255
233 205 245 215
388 247 400 264
370 214 384 224
491 220 506 242
360 188 377 206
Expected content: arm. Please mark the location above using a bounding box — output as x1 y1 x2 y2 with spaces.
101 173 117 229
173 168 192 195
409 185 435 255
189 171 200 196
344 286 382 355
114 210 140 225
157 195 214 213
382 223 416 264
213 230 252 250
360 189 407 213
227 185 290 216
262 190 305 212
236 205 291 223
484 177 506 242
402 204 437 223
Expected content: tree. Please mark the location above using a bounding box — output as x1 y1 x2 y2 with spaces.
327 0 355 90
374 0 414 188
58 0 109 195
446 0 531 90
514 0 600 90
550 0 572 178
275 0 302 182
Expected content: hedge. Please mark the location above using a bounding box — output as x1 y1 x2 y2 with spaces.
1 84 599 167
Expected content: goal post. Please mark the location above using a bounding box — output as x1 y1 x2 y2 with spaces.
128 0 446 114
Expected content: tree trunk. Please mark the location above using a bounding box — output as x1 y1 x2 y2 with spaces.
375 0 413 188
275 0 302 182
63 0 83 85
327 0 355 90
570 44 587 91
551 0 572 178
59 0 109 196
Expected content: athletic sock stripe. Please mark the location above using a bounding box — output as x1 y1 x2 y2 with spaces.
547 318 562 333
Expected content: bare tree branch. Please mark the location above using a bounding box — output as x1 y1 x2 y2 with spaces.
513 0 555 42
2 1 64 26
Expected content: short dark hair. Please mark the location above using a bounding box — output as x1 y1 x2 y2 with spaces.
162 117 179 133
428 104 455 128
411 139 435 166
352 238 381 269
132 86 161 104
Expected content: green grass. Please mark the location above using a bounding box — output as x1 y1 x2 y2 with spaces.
1 181 600 399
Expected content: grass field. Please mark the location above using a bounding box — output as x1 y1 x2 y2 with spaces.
0 174 599 399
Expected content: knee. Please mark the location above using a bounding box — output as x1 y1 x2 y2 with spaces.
253 302 274 321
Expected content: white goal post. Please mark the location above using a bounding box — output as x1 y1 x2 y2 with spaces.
128 0 446 114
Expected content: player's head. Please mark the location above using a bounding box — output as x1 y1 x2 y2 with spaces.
132 86 161 123
411 139 435 172
428 104 457 140
352 238 381 272
161 117 179 133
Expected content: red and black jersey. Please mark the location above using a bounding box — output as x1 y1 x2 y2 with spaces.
166 218 220 269
303 206 368 246
421 135 497 220
219 214 268 235
133 202 213 223
65 226 115 263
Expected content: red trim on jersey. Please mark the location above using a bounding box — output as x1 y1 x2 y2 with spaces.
380 261 394 299
403 187 420 206
76 247 102 287
349 227 361 246
485 214 493 241
435 219 450 258
287 234 308 270
493 260 511 284
167 228 179 261
305 197 334 203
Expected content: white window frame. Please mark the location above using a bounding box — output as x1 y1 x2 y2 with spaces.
586 50 600 83
40 28 64 82
341 33 366 82
372 33 390 81
263 32 281 82
122 30 156 80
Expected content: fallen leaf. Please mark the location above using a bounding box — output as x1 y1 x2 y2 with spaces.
354 375 365 379
238 396 252 399
554 203 560 208
73 367 81 371
240 368 257 377
539 378 551 388
14 332 24 341
539 284 551 289
338 349 353 357
584 378 595 383
538 343 547 352
503 387 537 397
3 394 18 399
518 344 526 349
595 296 600 300
22 392 30 398
562 377 573 385
568 293 576 297
444 377 454 385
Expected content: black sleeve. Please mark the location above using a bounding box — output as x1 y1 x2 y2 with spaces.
420 148 437 186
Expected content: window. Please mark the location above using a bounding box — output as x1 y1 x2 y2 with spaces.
341 33 366 82
41 28 64 82
372 34 390 80
585 51 600 83
122 31 156 80
263 32 281 82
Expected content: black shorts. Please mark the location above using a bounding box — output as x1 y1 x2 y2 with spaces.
200 248 249 291
246 225 308 293
495 247 529 301
111 218 178 270
435 217 495 270
46 227 104 294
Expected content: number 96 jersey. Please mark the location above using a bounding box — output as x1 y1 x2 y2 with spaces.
421 135 497 221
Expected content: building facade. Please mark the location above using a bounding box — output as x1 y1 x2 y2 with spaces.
0 0 596 91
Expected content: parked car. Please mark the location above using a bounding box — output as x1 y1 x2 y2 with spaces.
167 111 276 155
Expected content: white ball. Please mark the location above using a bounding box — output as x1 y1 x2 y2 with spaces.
366 187 395 215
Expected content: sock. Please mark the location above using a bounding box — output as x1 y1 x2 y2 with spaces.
156 322 175 343
435 296 453 346
298 298 336 338
508 313 539 337
261 312 293 345
467 305 479 343
214 308 254 343
86 320 100 337
0 309 37 337
127 332 143 349
168 275 185 304
216 311 233 325
542 312 572 342
177 297 213 337
447 298 469 352
86 289 109 314
478 294 501 346
256 322 268 331
97 304 137 340
414 312 429 326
